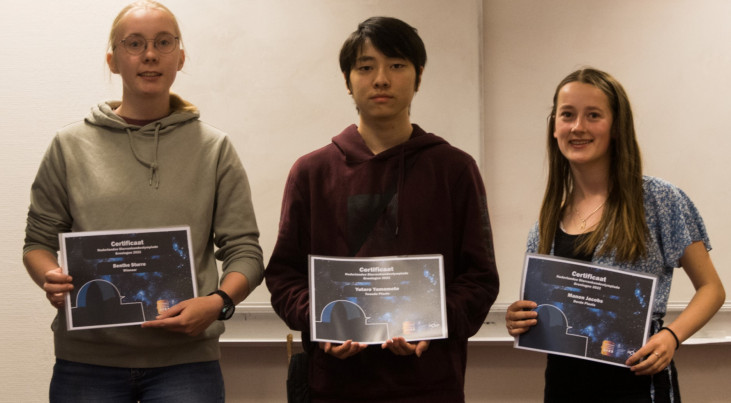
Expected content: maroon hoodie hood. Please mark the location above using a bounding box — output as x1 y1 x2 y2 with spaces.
331 124 449 253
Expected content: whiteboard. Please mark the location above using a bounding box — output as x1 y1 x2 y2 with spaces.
177 0 484 304
0 0 482 307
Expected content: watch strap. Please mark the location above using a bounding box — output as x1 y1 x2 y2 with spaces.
208 290 235 320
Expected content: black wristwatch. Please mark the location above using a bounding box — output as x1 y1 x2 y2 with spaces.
208 290 235 320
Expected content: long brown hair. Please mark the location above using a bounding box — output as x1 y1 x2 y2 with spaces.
538 68 647 262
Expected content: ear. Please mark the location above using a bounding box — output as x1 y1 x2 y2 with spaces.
414 66 424 92
106 52 119 74
177 49 185 71
343 73 352 95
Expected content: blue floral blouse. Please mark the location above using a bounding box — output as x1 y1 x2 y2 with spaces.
527 176 710 317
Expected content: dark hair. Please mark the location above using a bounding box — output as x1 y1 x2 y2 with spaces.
339 16 427 90
539 67 647 262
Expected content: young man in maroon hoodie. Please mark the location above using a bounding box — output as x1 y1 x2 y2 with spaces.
265 16 499 403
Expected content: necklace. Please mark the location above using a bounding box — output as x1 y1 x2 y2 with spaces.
573 200 606 231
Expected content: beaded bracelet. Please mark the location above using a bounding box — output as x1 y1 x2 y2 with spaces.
660 327 680 350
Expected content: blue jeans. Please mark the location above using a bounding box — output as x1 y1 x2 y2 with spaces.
50 359 225 403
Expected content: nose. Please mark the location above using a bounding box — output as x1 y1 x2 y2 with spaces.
142 40 159 62
373 66 390 88
571 116 585 132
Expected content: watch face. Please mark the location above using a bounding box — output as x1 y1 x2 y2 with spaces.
221 305 235 320
209 290 235 320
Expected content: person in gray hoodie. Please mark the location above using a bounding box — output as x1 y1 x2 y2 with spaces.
22 2 263 402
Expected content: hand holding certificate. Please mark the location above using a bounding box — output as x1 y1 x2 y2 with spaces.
515 253 657 367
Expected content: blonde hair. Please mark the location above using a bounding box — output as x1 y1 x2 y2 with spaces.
107 1 184 53
538 68 647 262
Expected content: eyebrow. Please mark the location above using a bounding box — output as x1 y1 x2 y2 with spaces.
557 104 605 111
355 54 410 65
125 30 175 38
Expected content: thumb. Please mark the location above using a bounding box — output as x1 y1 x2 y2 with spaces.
415 340 430 357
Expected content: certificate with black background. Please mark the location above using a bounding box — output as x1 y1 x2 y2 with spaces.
59 227 197 330
516 253 657 367
309 255 447 344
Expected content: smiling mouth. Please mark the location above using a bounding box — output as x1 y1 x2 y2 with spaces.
570 139 593 145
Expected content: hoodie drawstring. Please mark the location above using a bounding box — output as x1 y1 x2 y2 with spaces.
126 122 161 189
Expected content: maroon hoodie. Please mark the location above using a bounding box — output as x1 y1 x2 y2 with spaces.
266 124 499 402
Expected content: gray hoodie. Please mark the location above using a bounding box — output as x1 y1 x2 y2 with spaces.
24 98 263 367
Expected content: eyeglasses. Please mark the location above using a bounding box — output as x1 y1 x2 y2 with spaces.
116 33 179 55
